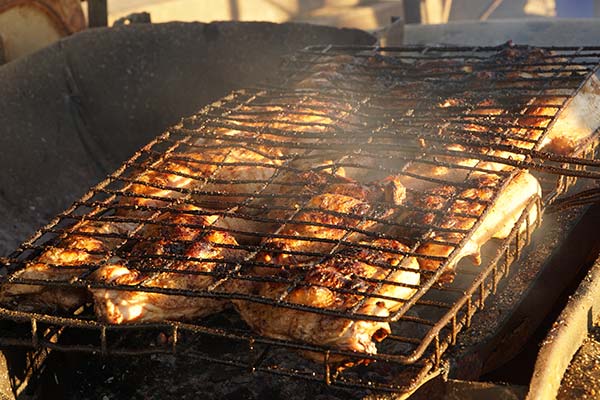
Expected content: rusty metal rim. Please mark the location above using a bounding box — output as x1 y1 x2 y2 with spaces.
527 253 600 399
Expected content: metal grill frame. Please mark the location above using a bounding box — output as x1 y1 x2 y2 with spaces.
2 43 600 394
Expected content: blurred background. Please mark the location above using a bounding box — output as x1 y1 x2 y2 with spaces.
100 0 594 28
1 0 599 64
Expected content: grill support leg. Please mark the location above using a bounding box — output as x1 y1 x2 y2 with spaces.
88 0 108 27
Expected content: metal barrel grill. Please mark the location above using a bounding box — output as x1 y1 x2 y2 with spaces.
2 43 600 397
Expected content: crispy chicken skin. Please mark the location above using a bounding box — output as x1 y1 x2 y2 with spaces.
232 178 415 360
215 170 405 244
234 239 419 361
414 171 541 282
119 146 284 214
91 205 245 324
0 220 134 310
117 151 218 213
256 174 404 266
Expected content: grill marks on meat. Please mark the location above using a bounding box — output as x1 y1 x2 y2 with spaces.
0 220 134 310
91 204 244 323
257 175 406 265
234 238 419 361
411 171 541 283
232 178 418 360
118 146 285 214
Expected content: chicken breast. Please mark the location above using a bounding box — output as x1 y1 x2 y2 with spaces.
91 204 245 324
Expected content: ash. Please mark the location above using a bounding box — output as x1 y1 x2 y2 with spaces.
45 351 369 400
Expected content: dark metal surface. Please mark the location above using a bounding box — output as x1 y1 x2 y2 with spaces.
527 241 600 399
1 43 600 396
87 0 108 28
0 22 375 256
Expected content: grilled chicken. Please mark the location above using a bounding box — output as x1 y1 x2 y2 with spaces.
541 75 600 155
91 204 245 323
227 98 355 138
214 168 404 244
0 219 134 310
255 174 405 265
232 177 414 361
0 144 271 311
0 78 357 313
119 146 285 214
234 238 419 362
413 171 541 282
116 151 219 214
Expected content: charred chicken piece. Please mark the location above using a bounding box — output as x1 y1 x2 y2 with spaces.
234 238 419 362
0 219 134 311
232 177 411 361
255 173 405 265
119 146 285 214
413 171 541 283
214 170 405 245
91 204 245 324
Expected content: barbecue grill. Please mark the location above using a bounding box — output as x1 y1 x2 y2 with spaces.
2 19 597 400
2 35 600 399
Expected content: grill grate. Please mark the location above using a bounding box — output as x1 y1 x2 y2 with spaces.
1 43 600 395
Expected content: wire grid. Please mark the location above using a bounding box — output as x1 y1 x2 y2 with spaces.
1 43 600 394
